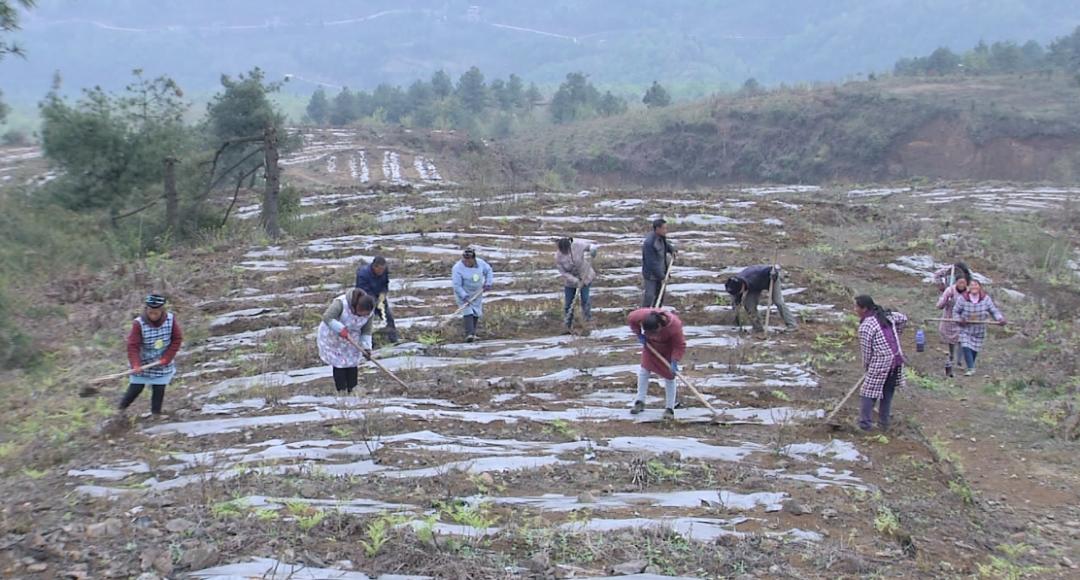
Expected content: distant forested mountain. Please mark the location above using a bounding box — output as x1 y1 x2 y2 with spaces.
1 0 1078 100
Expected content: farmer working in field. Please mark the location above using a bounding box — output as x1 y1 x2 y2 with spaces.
953 279 1007 377
854 294 908 431
317 288 375 394
120 294 183 417
627 307 686 420
641 218 676 307
934 264 971 377
355 256 399 344
555 237 599 332
724 264 798 332
452 247 494 342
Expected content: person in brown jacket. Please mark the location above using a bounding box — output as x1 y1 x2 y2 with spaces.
628 307 686 419
555 237 599 331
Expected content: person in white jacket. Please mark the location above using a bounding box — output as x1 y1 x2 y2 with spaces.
555 237 598 332
452 248 494 342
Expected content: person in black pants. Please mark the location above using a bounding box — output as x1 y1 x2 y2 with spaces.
641 218 676 307
121 294 183 417
355 256 399 344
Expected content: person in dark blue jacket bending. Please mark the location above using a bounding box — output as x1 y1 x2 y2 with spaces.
724 264 798 332
355 256 399 343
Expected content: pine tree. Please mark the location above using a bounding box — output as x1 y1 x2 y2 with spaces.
598 91 627 116
642 81 671 108
491 78 512 110
456 66 488 113
507 74 526 108
525 83 543 109
305 87 329 125
329 88 357 126
431 69 453 99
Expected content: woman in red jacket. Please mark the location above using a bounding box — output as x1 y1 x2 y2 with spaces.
627 308 686 419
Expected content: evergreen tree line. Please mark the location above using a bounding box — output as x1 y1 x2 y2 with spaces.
894 26 1080 78
305 69 663 133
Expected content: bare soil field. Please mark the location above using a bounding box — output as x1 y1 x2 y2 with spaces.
1 128 1079 579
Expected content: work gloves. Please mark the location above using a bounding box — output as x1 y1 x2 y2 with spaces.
482 284 493 292
637 334 647 345
671 360 680 375
338 328 350 339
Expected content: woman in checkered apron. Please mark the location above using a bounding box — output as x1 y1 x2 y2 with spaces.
952 279 1006 377
120 294 183 416
855 295 908 431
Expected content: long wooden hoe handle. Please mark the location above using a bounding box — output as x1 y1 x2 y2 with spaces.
923 318 999 324
345 335 413 391
644 342 727 416
823 376 866 425
440 289 485 327
653 253 675 309
89 361 163 384
762 273 775 335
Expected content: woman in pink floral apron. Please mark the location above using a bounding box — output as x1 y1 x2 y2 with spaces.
317 289 375 393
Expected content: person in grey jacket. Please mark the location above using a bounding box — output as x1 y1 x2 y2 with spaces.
641 218 676 307
555 237 599 331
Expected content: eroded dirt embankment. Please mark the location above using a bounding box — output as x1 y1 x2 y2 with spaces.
516 76 1080 187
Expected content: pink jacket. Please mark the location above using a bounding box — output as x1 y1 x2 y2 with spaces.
935 284 965 344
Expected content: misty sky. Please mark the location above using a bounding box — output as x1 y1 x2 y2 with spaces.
1 0 1077 103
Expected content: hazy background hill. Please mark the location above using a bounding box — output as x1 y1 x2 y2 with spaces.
2 0 1078 103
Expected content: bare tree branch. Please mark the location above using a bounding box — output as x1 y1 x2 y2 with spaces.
201 133 264 183
112 194 166 222
203 145 264 196
220 162 264 227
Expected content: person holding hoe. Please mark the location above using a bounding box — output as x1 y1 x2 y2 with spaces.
854 295 908 431
724 264 798 332
452 247 494 342
317 288 376 394
555 236 599 333
355 255 399 345
641 218 676 307
120 294 183 417
952 279 1007 377
935 265 971 377
627 307 686 420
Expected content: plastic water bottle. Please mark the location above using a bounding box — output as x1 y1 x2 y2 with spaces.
915 328 926 353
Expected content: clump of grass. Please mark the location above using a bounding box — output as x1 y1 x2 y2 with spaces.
646 458 686 483
544 418 577 440
874 506 900 536
418 331 444 346
977 544 1046 579
211 498 248 519
905 367 943 391
949 479 976 505
438 500 499 529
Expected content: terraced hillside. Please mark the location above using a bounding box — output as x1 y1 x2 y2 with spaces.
2 129 1080 578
